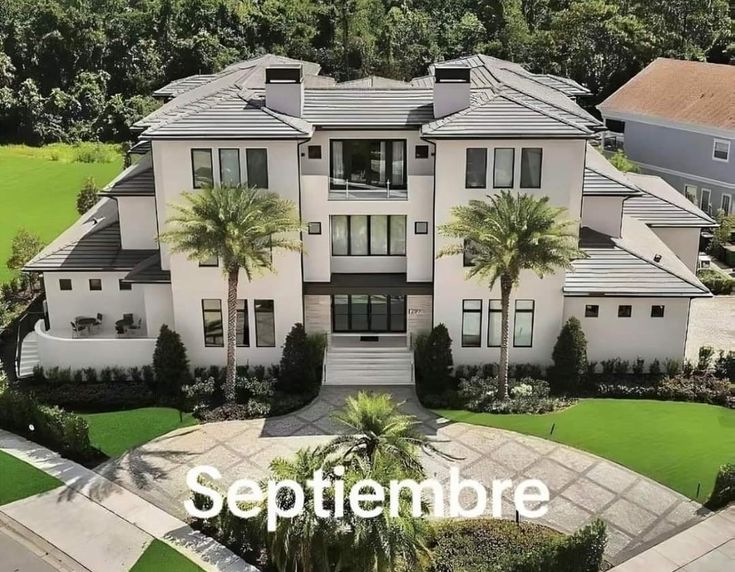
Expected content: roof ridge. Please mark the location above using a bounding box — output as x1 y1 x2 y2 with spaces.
502 84 594 124
498 91 592 134
236 89 312 135
627 175 716 225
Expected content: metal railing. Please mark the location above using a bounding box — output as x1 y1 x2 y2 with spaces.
328 178 407 200
14 310 44 379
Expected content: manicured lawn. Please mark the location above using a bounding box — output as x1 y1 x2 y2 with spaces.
130 539 205 572
436 399 735 500
81 408 198 458
0 450 62 505
0 144 122 282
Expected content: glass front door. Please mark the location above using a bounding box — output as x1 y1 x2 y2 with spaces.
332 294 406 333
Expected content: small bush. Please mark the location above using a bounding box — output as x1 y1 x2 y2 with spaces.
83 367 98 383
100 367 113 383
456 376 571 414
415 324 454 396
697 269 735 294
152 325 190 396
632 358 645 377
714 351 735 382
706 464 735 510
278 323 323 393
649 359 662 378
24 381 155 412
596 374 733 407
548 317 588 394
697 346 715 373
664 359 681 377
614 360 629 376
76 177 100 214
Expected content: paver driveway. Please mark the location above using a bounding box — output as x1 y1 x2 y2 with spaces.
98 386 707 565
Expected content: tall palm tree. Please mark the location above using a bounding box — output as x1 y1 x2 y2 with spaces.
161 185 302 399
438 191 583 400
326 391 458 479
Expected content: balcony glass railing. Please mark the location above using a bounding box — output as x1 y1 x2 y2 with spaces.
328 178 408 200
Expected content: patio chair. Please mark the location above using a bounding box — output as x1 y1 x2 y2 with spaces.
93 313 103 333
123 313 134 324
70 322 78 338
127 318 143 335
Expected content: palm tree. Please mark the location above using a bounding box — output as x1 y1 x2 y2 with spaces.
438 191 583 400
326 391 458 479
161 184 302 400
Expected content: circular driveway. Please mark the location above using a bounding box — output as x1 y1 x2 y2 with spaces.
98 386 707 565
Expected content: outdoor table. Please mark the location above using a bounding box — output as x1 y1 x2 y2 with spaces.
75 316 97 328
115 317 134 334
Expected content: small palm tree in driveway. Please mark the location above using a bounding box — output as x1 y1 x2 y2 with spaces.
161 185 302 400
438 190 583 400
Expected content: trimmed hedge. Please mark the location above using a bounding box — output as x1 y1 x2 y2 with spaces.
697 269 735 295
0 387 99 462
596 374 734 408
24 381 155 412
706 464 735 510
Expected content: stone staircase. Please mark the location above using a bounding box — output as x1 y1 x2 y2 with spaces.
17 331 40 379
324 345 413 385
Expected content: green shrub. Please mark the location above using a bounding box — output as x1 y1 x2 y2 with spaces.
152 325 190 396
706 464 735 510
697 269 735 294
278 323 316 392
0 387 97 461
649 359 662 378
26 381 154 412
596 374 733 407
697 346 715 373
714 351 735 382
549 317 587 394
415 324 454 395
76 177 100 214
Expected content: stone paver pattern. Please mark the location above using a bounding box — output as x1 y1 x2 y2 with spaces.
686 296 735 360
99 386 709 565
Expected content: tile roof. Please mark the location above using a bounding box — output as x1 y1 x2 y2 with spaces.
583 145 641 196
623 173 716 227
337 76 411 88
565 220 710 297
598 58 735 131
122 253 171 284
100 161 155 197
25 199 157 272
153 74 215 98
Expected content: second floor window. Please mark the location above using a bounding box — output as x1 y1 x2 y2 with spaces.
330 140 406 190
331 215 406 256
520 148 543 188
219 149 241 186
713 139 730 162
192 149 213 188
493 148 514 188
246 148 269 188
465 148 487 188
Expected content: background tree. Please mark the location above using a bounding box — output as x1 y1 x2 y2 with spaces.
152 324 191 397
439 191 583 400
6 228 44 295
608 150 640 173
161 185 302 400
76 177 100 214
549 316 588 394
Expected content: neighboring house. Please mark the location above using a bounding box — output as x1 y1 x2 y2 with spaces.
598 58 735 216
18 54 713 382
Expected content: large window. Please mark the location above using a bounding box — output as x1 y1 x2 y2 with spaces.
700 188 711 213
462 300 482 347
513 300 534 347
246 148 269 188
465 148 487 188
488 300 501 347
330 140 406 190
202 299 224 347
237 299 250 346
722 194 732 214
493 148 514 188
219 149 241 186
192 149 213 188
332 295 406 333
331 215 406 256
255 299 275 347
520 148 542 188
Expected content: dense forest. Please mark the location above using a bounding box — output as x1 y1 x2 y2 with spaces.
0 0 732 144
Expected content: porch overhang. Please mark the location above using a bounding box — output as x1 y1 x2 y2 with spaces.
303 273 433 296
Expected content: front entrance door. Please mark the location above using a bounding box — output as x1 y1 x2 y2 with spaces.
332 294 406 333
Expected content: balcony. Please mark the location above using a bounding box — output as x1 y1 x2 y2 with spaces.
328 178 408 201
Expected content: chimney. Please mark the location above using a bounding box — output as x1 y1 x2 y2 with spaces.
433 64 471 119
265 65 303 117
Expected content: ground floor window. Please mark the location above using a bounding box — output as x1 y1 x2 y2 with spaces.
487 300 501 347
618 304 632 318
332 294 406 333
513 300 534 347
255 299 275 347
651 305 665 318
462 300 482 347
202 299 224 347
237 299 249 346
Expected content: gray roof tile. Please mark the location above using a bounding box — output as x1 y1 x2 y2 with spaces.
123 253 171 284
583 145 641 196
100 162 154 197
624 173 716 227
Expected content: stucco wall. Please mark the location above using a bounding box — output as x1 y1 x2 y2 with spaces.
652 227 701 273
117 196 158 249
582 196 624 237
563 297 691 363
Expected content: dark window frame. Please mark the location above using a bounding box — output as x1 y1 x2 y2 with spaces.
254 299 276 347
329 139 408 191
331 215 407 256
308 222 322 235
246 148 269 189
465 148 487 189
307 145 322 159
461 299 482 347
88 278 102 291
237 299 250 347
488 299 501 347
513 299 535 348
651 305 665 318
520 147 543 189
202 299 224 347
414 221 429 235
585 304 599 318
59 279 72 291
199 256 219 267
118 279 132 291
191 148 213 189
218 148 241 186
618 304 632 318
493 148 515 188
331 294 407 333
415 145 429 159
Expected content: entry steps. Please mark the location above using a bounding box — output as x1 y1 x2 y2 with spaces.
324 345 413 385
17 332 40 379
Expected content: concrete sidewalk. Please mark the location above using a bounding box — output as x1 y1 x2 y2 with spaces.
611 505 735 571
0 430 256 572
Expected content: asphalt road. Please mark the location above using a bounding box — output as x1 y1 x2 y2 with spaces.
0 529 62 572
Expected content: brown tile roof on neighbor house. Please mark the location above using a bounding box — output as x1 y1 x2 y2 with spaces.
598 58 735 131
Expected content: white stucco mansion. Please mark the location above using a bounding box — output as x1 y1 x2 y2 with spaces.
19 54 715 384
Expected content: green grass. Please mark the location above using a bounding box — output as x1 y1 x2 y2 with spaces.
436 399 735 500
130 539 205 572
0 144 122 282
0 450 62 505
81 408 198 458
